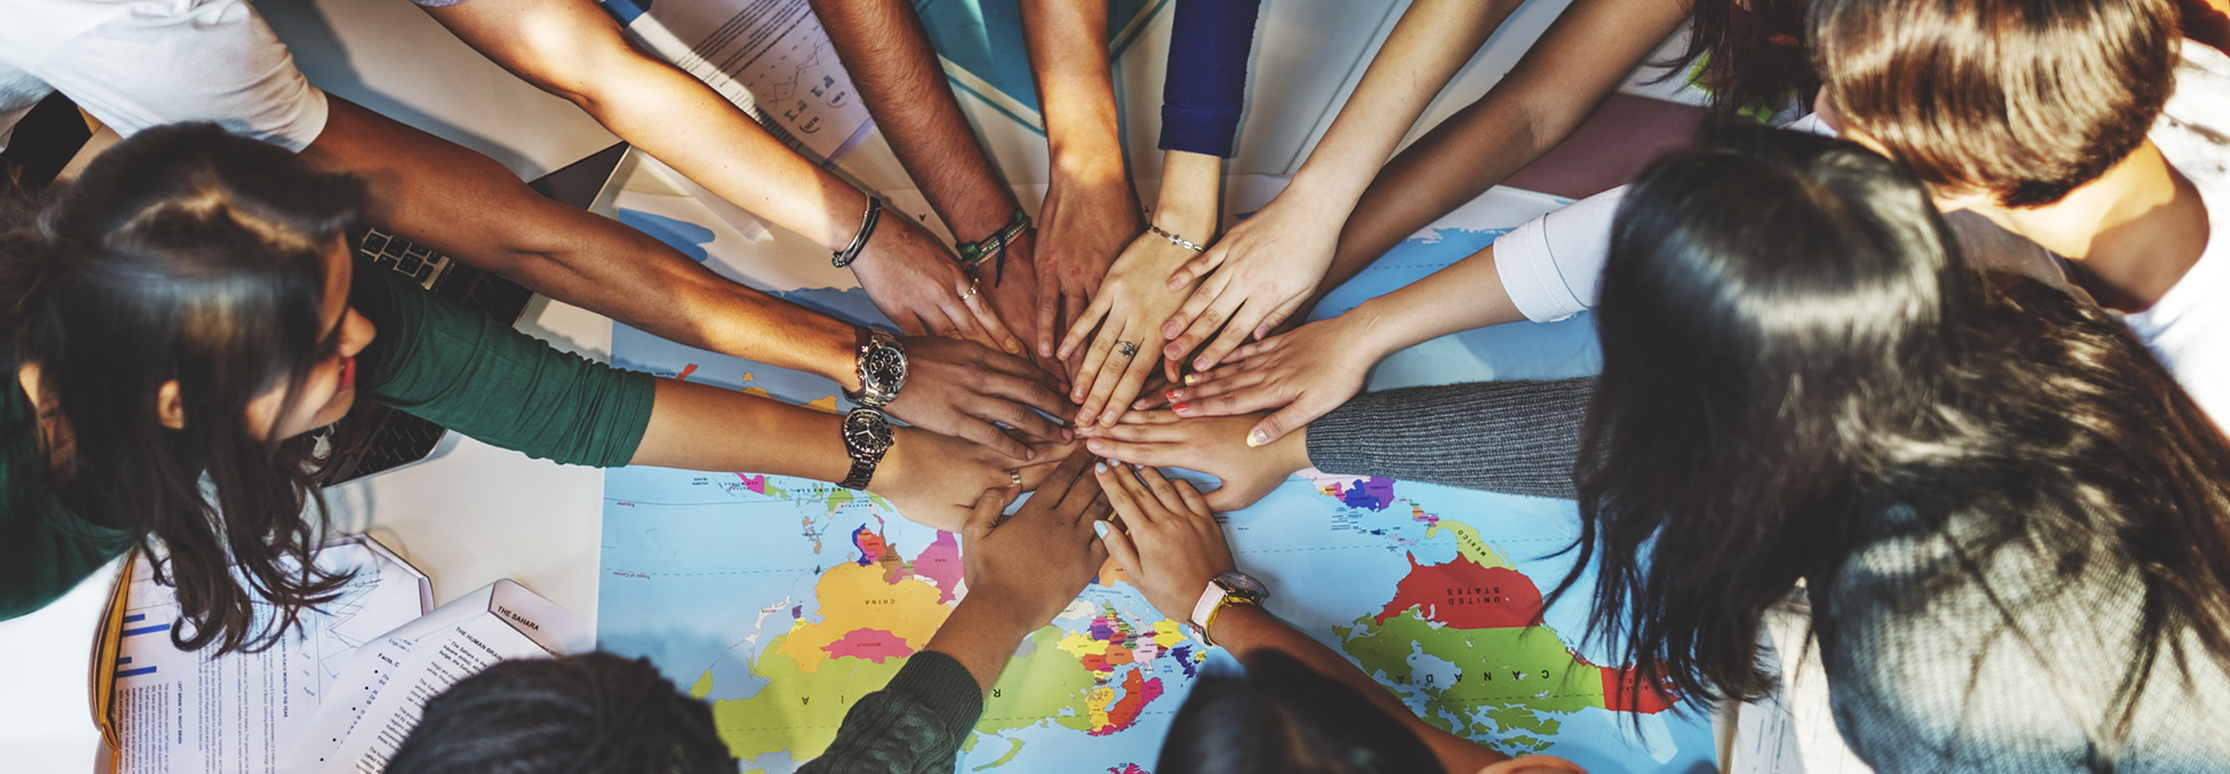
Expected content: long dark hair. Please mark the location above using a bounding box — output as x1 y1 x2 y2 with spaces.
1559 125 2230 724
1157 650 1447 774
2 123 367 653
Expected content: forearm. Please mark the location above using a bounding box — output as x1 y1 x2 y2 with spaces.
632 380 852 476
1305 379 1592 499
812 0 1020 242
1319 0 1687 293
1333 243 1524 360
1152 151 1224 241
923 597 1043 694
1022 0 1125 187
1278 0 1522 219
425 0 871 252
573 63 872 251
1211 605 1507 771
304 98 864 392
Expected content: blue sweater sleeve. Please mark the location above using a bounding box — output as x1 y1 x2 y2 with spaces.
1158 0 1264 157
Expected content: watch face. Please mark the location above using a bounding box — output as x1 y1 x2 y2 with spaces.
843 409 894 455
863 346 907 391
1217 571 1268 600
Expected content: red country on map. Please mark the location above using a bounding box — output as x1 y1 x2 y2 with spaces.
1373 552 1544 628
821 627 914 663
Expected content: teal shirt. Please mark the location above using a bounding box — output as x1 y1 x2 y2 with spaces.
0 265 657 621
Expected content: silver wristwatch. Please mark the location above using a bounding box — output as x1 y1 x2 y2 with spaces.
848 328 907 409
838 408 894 490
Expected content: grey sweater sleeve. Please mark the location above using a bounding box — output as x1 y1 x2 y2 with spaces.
1304 378 1594 500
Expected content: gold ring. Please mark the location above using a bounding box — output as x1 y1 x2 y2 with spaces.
1007 469 1022 485
959 278 981 301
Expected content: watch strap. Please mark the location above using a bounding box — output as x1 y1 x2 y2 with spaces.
839 457 878 490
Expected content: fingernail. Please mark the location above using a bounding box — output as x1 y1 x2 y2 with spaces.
1194 358 1213 371
1107 457 1123 466
1183 373 1201 386
1172 402 1190 413
1163 342 1183 358
1063 427 1075 441
1247 430 1267 448
1076 410 1094 425
1095 462 1106 473
1165 390 1182 403
1094 521 1111 538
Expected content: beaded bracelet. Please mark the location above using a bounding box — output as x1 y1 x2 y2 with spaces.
955 209 1032 284
1146 223 1208 253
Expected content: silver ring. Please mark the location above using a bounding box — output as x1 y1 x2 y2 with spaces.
959 277 981 301
1007 469 1022 485
1116 341 1139 358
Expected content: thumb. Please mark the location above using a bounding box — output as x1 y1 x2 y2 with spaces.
1247 408 1298 448
965 486 1015 537
1098 519 1141 578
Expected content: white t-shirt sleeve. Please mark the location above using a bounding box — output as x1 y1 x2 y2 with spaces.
1493 185 1626 323
10 0 328 152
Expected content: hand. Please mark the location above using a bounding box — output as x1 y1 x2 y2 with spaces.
883 336 1075 460
971 228 1047 367
851 216 1024 354
1056 232 1199 428
1159 314 1374 447
1035 171 1143 361
1158 198 1343 373
872 428 1076 531
1079 411 1307 511
956 450 1113 631
1094 462 1235 622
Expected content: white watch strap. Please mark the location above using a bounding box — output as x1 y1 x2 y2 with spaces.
1190 580 1228 633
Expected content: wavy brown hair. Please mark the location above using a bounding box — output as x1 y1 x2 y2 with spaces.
1557 125 2230 733
1810 0 2179 207
3 124 366 653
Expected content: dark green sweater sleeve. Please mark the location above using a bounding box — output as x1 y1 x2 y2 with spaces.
0 377 136 622
1305 378 1595 500
351 265 656 468
797 651 985 774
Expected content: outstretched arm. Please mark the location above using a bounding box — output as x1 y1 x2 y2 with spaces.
306 97 864 391
1020 0 1143 363
810 0 1040 354
801 452 1110 773
1094 463 1519 774
1157 0 1524 372
422 0 1018 354
1310 0 1687 302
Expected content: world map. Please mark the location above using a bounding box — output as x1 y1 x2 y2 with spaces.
598 209 1717 773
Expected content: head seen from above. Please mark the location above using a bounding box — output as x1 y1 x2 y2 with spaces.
4 122 377 653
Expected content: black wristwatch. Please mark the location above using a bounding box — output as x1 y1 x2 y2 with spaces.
838 408 895 490
847 328 907 409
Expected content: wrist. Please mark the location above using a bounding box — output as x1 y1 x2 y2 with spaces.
1339 299 1419 362
1269 424 1311 475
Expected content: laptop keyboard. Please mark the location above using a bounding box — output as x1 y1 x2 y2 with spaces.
358 228 452 290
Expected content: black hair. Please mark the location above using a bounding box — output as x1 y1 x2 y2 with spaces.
385 653 733 774
1 123 365 652
1556 123 2230 735
1156 650 1448 774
